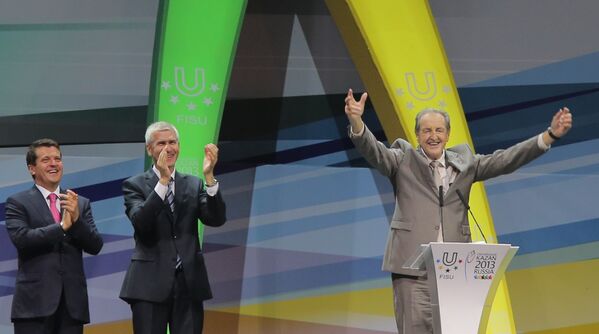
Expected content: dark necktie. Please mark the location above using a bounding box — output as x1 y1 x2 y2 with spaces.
166 178 175 212
166 178 182 269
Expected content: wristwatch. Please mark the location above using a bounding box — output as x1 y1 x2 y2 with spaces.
206 178 218 187
547 127 561 140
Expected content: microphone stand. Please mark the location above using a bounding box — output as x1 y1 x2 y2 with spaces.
456 189 488 243
438 185 445 241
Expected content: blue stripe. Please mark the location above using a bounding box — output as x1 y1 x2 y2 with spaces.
251 166 384 215
499 218 599 255
206 203 388 246
0 248 133 297
466 51 599 87
211 256 386 303
487 163 599 196
0 178 125 221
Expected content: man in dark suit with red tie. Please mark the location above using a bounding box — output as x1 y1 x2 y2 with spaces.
119 121 227 334
5 138 104 334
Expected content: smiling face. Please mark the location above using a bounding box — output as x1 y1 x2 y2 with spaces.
146 129 180 170
416 112 450 160
28 146 63 191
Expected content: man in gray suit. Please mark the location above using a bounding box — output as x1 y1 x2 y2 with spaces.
344 89 572 334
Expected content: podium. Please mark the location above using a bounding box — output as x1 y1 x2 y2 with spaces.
403 242 518 334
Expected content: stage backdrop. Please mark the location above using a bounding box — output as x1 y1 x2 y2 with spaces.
1 1 599 333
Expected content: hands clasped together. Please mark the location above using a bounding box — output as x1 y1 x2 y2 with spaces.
60 189 79 230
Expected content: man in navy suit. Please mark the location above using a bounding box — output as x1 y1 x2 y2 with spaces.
119 121 227 334
5 138 104 334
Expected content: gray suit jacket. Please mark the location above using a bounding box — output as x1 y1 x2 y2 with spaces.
351 126 546 275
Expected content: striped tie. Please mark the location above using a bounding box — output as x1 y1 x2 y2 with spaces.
166 178 182 269
166 178 175 212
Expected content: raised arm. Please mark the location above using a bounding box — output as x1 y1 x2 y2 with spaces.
345 89 404 178
475 107 574 181
344 88 368 135
542 107 573 145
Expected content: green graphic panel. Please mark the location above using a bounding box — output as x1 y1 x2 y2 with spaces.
148 0 247 243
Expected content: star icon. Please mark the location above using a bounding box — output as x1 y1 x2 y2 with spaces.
443 85 451 94
203 97 213 106
170 96 179 104
187 102 197 111
161 81 171 90
210 83 220 92
439 100 447 108
406 101 415 110
395 88 404 96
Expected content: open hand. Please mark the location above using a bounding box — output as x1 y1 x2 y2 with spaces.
203 144 219 176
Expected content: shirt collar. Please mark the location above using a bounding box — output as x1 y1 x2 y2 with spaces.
420 148 446 167
35 184 61 199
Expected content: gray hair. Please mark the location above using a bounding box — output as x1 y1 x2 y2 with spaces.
145 121 180 145
414 109 451 132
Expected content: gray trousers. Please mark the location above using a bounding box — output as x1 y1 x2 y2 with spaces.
391 273 433 334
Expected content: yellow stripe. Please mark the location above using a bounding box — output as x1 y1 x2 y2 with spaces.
215 286 395 329
507 259 599 333
83 320 132 333
525 323 599 334
325 1 514 333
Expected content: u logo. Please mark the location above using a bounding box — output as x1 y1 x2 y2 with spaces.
175 67 205 97
442 252 458 266
405 72 437 101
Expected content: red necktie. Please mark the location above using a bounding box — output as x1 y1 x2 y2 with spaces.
48 193 61 223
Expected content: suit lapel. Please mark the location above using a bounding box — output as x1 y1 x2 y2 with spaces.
144 169 159 195
173 173 188 223
28 186 58 226
446 150 467 173
144 169 174 222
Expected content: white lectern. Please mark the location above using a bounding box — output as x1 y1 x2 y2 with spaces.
403 242 518 334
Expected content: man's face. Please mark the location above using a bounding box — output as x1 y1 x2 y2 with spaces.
146 130 180 169
28 146 63 191
416 113 450 161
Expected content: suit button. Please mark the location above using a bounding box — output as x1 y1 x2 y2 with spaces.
173 235 177 239
434 226 440 230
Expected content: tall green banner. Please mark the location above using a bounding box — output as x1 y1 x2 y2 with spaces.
148 0 247 240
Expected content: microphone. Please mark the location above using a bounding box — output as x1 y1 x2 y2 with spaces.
456 189 488 243
438 185 445 241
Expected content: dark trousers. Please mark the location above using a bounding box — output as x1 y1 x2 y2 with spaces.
13 290 84 334
131 269 204 334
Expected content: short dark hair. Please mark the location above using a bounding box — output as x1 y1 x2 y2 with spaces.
26 138 61 166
